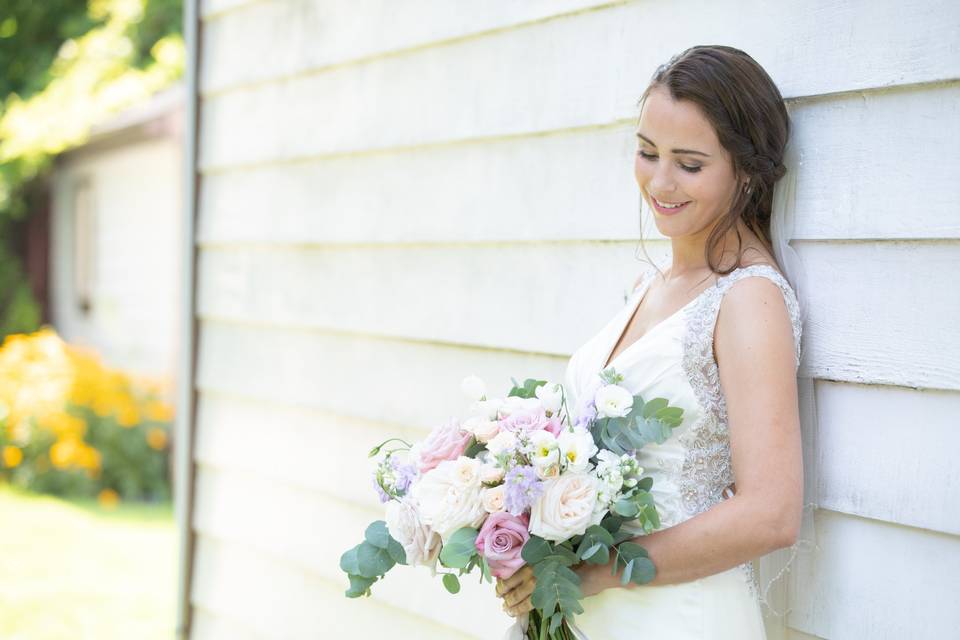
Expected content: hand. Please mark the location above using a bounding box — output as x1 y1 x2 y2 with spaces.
495 565 536 617
573 561 604 599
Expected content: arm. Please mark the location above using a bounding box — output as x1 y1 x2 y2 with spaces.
578 276 803 594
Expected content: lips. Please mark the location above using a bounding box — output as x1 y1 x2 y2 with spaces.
651 198 691 215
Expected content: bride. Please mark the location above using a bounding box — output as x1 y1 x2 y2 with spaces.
495 45 809 639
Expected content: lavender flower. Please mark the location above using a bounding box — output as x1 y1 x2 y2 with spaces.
503 465 544 516
373 454 418 502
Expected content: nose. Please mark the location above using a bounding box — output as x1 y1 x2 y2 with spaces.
645 159 678 196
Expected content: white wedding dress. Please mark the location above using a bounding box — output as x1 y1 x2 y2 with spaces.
561 263 803 640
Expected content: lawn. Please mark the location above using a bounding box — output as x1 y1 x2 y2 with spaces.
0 483 177 640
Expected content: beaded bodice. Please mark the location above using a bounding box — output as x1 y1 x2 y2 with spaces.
563 263 803 598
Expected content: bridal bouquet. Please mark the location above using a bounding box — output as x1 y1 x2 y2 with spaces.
340 369 685 639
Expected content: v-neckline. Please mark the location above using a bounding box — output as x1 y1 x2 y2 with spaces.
599 263 785 372
601 271 715 371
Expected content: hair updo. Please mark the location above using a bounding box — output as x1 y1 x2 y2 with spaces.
637 45 791 276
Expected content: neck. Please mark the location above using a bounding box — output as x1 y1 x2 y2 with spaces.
667 218 747 281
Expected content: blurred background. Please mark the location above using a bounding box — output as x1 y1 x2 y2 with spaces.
0 0 182 638
2 1 959 640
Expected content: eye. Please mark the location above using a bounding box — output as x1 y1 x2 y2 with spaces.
636 150 702 173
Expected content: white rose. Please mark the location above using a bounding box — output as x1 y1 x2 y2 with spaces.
481 486 506 513
384 497 441 567
463 415 501 443
461 375 487 401
410 458 486 541
529 472 604 542
594 384 634 419
529 429 561 479
480 463 505 484
557 427 598 473
486 430 517 456
498 396 543 419
535 382 565 415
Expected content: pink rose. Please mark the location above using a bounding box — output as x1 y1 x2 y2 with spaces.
500 409 550 434
543 416 564 438
474 511 530 579
413 419 473 474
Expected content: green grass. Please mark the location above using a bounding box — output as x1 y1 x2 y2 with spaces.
0 483 177 640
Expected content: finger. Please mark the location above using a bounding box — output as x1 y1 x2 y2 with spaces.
502 566 533 592
505 578 536 607
505 596 534 617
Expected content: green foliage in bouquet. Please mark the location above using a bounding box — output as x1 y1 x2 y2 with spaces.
519 513 658 639
589 369 683 456
339 521 407 598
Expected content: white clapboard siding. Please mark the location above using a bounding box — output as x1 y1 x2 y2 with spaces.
197 0 960 171
192 465 513 637
814 381 960 535
797 241 960 390
196 242 662 355
190 606 266 640
190 534 476 639
196 240 960 390
200 0 621 95
195 320 570 428
789 510 960 638
198 83 960 246
194 391 430 511
188 0 960 637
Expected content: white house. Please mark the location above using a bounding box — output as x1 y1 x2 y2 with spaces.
174 2 960 639
48 82 185 381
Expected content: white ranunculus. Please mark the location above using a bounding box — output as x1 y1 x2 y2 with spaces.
529 429 561 479
410 458 486 541
481 485 506 513
461 375 487 401
384 497 441 567
486 430 517 456
594 384 634 419
528 472 604 542
498 395 543 419
557 427 598 473
535 382 565 415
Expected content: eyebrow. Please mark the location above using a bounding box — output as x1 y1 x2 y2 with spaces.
636 132 711 157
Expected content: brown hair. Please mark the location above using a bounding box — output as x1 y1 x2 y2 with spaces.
636 45 791 277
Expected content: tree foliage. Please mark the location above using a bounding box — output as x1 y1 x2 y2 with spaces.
0 0 184 336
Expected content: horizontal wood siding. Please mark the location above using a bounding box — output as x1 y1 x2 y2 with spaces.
189 0 960 637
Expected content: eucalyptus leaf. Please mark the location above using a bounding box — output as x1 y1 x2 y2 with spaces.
442 573 461 594
439 527 479 569
364 520 391 549
357 541 396 578
521 535 552 565
345 573 378 598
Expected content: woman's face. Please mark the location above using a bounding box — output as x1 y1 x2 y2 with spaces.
634 85 744 240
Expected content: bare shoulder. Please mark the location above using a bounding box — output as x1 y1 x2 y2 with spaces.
713 268 796 369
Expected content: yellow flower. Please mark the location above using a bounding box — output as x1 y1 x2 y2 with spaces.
50 436 80 469
2 445 23 468
76 444 102 471
144 400 174 422
146 427 168 450
116 403 140 427
97 488 120 509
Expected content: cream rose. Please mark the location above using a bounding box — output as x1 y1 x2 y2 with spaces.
528 472 604 542
410 457 486 541
384 497 441 567
482 485 507 513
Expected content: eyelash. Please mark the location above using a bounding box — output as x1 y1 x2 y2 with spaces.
636 150 702 173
